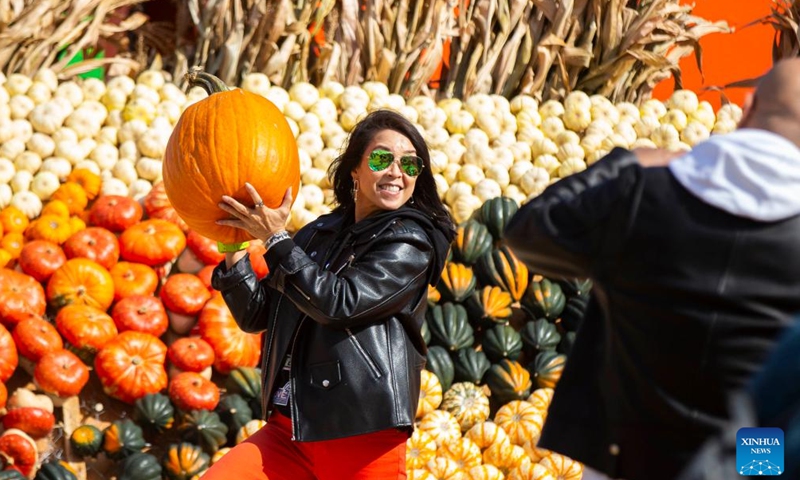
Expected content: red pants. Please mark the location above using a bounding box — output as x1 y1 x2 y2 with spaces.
203 411 408 480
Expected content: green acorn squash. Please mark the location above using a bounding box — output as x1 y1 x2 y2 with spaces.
33 461 77 480
452 220 493 265
103 419 147 459
0 471 26 480
474 246 528 302
427 302 474 351
452 348 491 385
162 442 210 480
522 277 566 320
69 424 104 458
474 196 518 242
558 331 577 355
521 319 561 356
481 324 523 363
465 286 513 327
178 409 229 454
133 392 175 432
119 452 163 480
425 345 455 392
530 351 567 389
437 262 477 303
216 394 253 443
484 359 532 405
421 318 431 346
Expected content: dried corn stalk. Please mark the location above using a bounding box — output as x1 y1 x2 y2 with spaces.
767 0 800 60
0 0 147 78
440 0 730 103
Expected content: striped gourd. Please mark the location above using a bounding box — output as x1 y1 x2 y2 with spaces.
475 246 529 302
440 382 490 432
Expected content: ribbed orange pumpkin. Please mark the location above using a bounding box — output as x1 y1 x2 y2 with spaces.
163 68 300 243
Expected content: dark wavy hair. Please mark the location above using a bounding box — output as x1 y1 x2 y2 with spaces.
328 109 455 240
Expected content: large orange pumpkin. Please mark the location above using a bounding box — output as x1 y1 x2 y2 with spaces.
0 268 46 328
94 331 168 404
162 68 300 243
46 258 115 311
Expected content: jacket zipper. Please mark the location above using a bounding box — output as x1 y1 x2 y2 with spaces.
260 297 281 417
345 328 383 378
262 230 318 429
289 315 307 440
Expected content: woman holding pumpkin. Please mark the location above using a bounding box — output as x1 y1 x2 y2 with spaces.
205 109 455 479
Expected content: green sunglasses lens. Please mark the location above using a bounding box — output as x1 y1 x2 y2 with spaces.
400 156 422 176
368 150 394 171
368 150 423 176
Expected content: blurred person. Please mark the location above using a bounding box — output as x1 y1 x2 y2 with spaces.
504 59 800 480
203 110 455 480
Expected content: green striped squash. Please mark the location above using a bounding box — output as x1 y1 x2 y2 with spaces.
426 345 455 392
474 196 519 242
481 324 523 363
452 348 491 385
521 319 561 356
437 262 477 303
452 219 493 265
427 302 474 351
475 247 529 303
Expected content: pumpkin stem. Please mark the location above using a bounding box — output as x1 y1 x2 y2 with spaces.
185 66 230 94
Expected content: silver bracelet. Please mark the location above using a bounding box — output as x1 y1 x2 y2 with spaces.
265 230 290 250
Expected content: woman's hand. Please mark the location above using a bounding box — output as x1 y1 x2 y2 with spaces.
216 183 293 242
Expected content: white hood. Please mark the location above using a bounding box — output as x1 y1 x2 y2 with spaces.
668 128 800 222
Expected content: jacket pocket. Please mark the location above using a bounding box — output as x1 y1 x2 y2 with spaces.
346 328 383 378
309 361 342 390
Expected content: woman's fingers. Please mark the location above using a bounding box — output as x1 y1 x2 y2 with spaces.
245 183 264 208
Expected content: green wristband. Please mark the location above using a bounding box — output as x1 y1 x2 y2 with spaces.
217 241 250 253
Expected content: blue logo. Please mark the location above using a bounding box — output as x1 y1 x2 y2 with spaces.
737 427 784 476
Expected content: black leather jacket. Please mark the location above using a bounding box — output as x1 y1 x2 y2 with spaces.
211 207 450 441
505 148 800 480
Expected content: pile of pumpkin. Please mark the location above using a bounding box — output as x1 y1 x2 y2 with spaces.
0 172 268 480
406 196 588 479
0 167 584 479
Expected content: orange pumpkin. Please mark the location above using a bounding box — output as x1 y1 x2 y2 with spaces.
46 258 114 311
51 182 89 216
89 195 143 232
109 261 159 301
162 68 300 243
18 240 67 283
34 349 90 397
62 227 120 270
119 219 186 266
143 181 188 232
111 295 169 337
1 232 25 260
197 294 262 374
0 206 29 235
11 315 63 362
67 168 102 200
168 337 215 373
41 199 71 218
94 331 168 404
0 268 46 328
0 382 6 410
168 371 220 411
186 230 225 266
160 273 211 316
56 304 118 355
26 215 74 245
0 323 18 382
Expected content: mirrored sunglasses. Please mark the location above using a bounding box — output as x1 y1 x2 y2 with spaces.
368 149 424 177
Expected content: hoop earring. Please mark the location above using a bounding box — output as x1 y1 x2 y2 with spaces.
351 180 359 202
409 197 415 204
